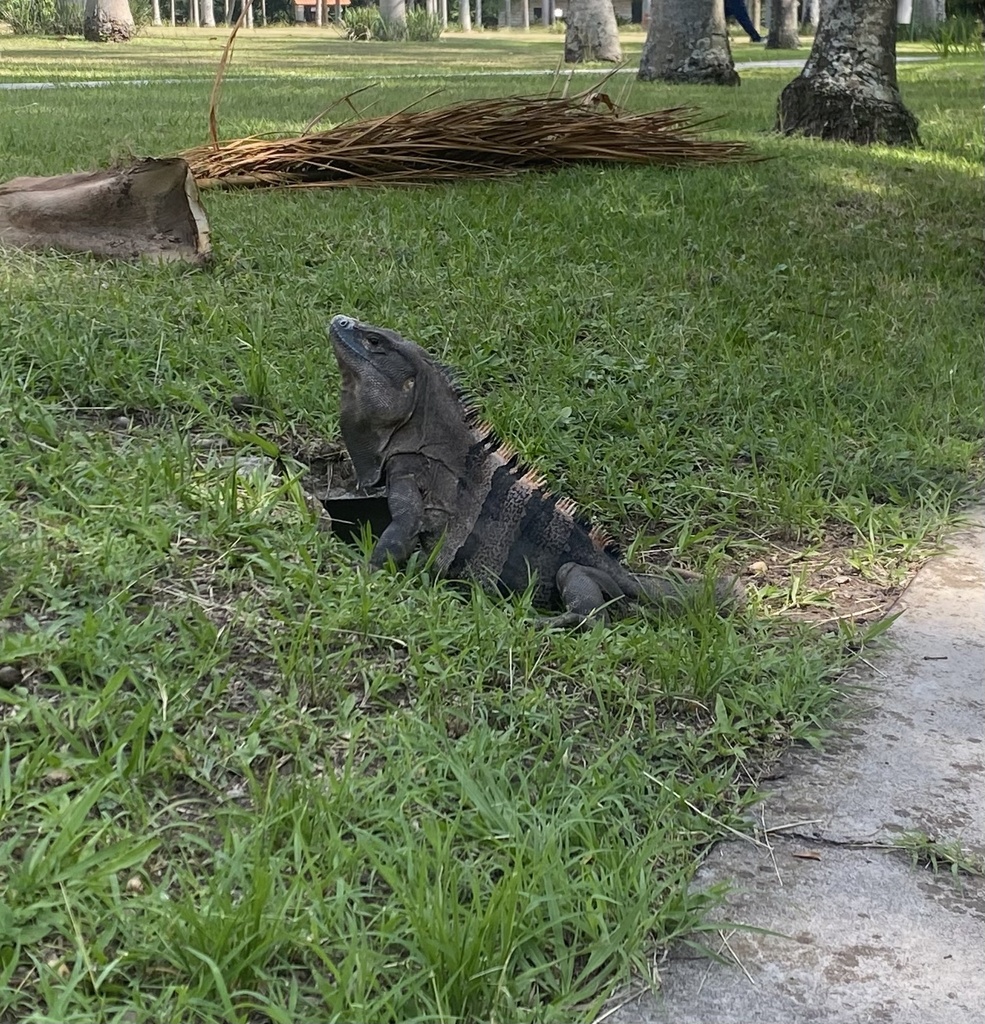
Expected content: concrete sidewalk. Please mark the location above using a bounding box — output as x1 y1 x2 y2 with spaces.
608 511 985 1024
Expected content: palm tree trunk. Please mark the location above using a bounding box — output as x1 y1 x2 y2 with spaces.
801 0 820 28
382 0 406 28
564 0 622 62
766 0 798 47
83 0 136 39
777 0 919 144
639 0 739 85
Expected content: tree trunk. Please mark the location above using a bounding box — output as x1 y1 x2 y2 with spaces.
245 1 252 27
639 0 739 85
190 0 199 27
170 0 175 26
382 0 406 26
541 1 549 25
801 0 820 28
224 0 231 22
766 0 799 47
83 0 135 39
460 0 471 30
521 0 529 28
564 0 622 62
335 0 341 24
476 0 482 28
152 0 161 25
440 0 448 28
777 0 919 145
504 0 511 27
202 0 216 27
911 0 945 28
0 159 210 263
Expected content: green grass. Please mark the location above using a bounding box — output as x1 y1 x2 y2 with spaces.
1 28 982 1024
0 23 938 83
895 831 985 878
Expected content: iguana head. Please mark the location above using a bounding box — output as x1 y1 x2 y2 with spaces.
328 314 467 489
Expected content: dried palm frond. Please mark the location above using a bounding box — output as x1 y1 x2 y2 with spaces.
186 16 755 191
182 90 756 191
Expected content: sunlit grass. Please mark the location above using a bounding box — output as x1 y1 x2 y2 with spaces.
0 30 981 1024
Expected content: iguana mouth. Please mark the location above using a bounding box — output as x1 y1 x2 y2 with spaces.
328 314 367 363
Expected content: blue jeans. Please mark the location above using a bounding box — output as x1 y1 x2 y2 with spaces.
725 0 763 41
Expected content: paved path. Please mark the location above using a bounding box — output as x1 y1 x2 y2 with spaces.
607 509 985 1024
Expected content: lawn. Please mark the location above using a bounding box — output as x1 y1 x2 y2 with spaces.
0 24 982 1024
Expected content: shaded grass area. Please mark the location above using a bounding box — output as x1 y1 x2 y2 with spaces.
0 33 982 1024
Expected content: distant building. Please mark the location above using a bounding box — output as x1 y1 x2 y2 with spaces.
294 0 352 22
496 2 640 28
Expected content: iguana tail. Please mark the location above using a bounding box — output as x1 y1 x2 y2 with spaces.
629 568 746 615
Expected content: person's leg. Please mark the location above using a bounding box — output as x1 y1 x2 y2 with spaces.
729 0 763 42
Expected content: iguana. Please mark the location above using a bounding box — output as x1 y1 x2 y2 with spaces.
328 314 743 628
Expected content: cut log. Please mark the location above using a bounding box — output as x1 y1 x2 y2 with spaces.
0 158 211 263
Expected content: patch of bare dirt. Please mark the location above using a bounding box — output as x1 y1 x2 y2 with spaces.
738 523 911 629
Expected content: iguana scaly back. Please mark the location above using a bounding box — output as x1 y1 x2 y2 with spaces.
328 314 742 627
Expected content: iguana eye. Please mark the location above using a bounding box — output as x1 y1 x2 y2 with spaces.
364 333 383 349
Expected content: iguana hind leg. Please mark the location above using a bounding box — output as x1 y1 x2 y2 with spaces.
534 562 628 630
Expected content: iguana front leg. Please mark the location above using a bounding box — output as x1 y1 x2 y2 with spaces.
370 471 424 569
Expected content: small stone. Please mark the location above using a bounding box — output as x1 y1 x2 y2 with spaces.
44 768 71 784
0 663 22 688
230 394 259 413
46 957 70 979
749 560 769 575
125 875 145 894
111 415 130 430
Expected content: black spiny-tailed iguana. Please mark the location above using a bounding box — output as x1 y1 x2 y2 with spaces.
328 314 743 628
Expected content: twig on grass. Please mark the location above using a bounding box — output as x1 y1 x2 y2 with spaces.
643 771 768 850
592 986 648 1024
760 803 783 886
719 929 756 987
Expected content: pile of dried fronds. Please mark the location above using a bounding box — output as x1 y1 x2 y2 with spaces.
182 92 755 190
182 11 754 191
